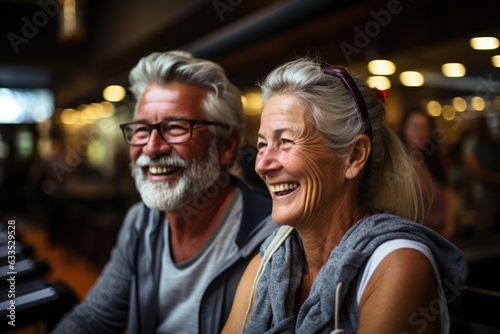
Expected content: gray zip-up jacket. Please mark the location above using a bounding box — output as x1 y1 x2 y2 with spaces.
52 177 275 334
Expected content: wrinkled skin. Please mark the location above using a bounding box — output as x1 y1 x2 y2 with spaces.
256 94 352 237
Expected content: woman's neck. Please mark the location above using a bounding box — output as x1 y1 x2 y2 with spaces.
298 202 368 277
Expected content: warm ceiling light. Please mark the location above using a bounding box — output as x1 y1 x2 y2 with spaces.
427 101 442 117
471 96 485 111
99 101 115 117
367 76 391 90
367 60 396 75
470 37 499 50
242 92 262 116
441 63 466 77
442 105 456 121
492 55 500 67
59 0 86 43
452 97 467 112
103 85 126 102
60 108 76 124
399 71 424 87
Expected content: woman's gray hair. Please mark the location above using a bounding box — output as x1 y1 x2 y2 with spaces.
259 57 424 223
128 50 243 142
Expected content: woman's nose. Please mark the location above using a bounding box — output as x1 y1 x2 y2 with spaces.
142 129 172 158
255 147 281 176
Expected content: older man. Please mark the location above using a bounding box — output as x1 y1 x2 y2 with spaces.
52 51 274 334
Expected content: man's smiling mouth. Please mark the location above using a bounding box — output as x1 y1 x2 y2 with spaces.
146 165 182 175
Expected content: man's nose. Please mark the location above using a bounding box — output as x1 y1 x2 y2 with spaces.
142 129 172 157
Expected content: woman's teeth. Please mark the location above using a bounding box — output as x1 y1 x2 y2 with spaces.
269 183 299 194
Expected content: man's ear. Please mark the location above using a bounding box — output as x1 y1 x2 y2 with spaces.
345 134 371 180
218 131 239 168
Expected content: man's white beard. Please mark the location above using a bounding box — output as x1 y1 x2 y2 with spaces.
130 143 221 211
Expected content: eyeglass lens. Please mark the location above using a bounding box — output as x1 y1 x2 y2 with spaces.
123 120 192 145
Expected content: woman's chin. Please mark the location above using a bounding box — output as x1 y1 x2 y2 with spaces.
271 210 295 226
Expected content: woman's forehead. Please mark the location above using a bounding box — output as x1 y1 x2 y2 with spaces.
261 95 307 122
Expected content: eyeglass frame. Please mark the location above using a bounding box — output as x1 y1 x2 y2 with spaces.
323 65 373 141
119 118 230 146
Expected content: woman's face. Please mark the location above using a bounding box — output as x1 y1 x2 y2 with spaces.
255 94 346 227
405 112 431 151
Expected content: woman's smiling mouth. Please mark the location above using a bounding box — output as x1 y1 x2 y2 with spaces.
269 183 299 196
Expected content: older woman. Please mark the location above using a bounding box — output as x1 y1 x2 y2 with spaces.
222 58 467 334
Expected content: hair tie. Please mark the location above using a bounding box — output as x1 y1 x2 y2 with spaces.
374 88 390 102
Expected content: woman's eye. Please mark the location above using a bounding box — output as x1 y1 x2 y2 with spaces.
257 142 267 150
280 138 293 147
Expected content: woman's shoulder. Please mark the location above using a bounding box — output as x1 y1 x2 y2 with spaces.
357 239 436 299
357 245 442 333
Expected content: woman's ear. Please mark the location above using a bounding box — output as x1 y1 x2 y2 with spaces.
345 134 371 180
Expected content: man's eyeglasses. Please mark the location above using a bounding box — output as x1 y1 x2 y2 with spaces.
119 119 229 146
323 65 373 140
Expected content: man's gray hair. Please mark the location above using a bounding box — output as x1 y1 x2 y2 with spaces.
129 50 244 141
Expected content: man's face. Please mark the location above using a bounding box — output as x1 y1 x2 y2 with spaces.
129 82 222 211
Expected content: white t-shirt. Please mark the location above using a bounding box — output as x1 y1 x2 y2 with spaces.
356 239 449 334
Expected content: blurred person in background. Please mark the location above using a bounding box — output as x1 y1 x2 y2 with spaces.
52 50 275 334
463 114 500 235
400 109 456 240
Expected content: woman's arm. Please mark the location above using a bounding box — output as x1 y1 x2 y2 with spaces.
358 249 441 334
222 253 262 334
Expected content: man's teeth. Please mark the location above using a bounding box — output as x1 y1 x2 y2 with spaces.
149 166 176 174
269 183 299 193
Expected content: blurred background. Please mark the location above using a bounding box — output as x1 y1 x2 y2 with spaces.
0 0 500 331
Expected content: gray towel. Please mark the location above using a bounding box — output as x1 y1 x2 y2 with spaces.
244 213 468 334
